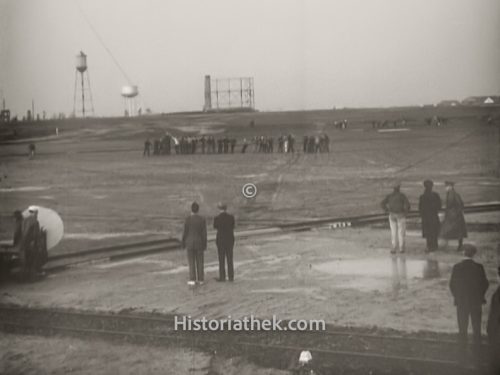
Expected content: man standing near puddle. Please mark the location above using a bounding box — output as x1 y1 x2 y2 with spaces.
418 179 442 252
182 202 207 286
441 181 467 252
381 182 411 254
213 202 235 282
487 264 500 373
449 244 489 366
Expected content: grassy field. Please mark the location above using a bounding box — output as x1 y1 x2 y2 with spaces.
1 106 499 253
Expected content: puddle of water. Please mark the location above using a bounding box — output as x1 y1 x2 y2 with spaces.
0 186 49 192
171 123 225 134
234 173 269 179
314 257 447 292
250 287 319 294
314 257 440 278
377 128 410 133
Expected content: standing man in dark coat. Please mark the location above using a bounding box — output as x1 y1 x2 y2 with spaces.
487 265 500 373
213 202 235 282
440 181 467 252
449 244 489 365
28 143 36 159
418 179 442 252
200 136 206 154
182 202 207 286
143 138 152 157
217 138 223 154
13 210 23 247
20 206 41 280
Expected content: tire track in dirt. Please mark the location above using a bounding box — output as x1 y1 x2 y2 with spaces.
270 152 301 206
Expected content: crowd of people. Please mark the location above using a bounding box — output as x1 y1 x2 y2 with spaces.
3 177 498 371
182 193 499 371
381 180 500 371
381 180 466 254
142 133 335 156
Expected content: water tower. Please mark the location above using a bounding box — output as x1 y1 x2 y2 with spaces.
73 51 95 117
121 85 139 116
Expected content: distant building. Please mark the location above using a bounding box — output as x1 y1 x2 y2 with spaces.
462 96 500 106
437 100 461 107
0 109 10 123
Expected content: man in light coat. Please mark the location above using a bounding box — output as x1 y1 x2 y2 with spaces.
440 181 467 252
381 183 411 254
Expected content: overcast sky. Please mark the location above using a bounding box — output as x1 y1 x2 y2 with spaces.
1 0 499 117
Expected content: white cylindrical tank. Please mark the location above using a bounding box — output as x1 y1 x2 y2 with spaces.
121 85 139 98
76 52 87 73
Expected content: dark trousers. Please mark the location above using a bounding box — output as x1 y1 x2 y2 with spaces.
187 249 204 282
217 243 234 281
489 339 500 374
426 235 438 251
457 305 482 362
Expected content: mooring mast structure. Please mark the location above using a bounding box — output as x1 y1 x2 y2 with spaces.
203 75 255 111
73 51 95 117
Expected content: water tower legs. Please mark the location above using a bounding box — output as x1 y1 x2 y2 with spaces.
73 70 95 117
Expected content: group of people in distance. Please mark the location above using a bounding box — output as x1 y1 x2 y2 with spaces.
181 201 235 286
381 179 466 254
143 133 336 157
382 180 499 370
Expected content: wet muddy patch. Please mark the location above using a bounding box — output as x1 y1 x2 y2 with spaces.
313 256 450 292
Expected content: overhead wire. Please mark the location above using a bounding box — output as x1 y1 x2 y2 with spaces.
395 126 483 174
73 0 134 86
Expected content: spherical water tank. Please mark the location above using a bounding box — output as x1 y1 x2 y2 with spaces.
76 52 87 73
121 85 139 98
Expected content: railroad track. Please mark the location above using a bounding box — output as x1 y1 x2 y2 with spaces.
0 305 484 374
45 238 181 271
40 202 500 272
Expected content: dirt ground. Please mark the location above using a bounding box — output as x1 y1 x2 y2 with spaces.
1 226 498 334
0 108 499 373
1 108 499 252
0 333 286 375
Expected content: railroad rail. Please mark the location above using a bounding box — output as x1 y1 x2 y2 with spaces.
3 202 498 273
45 238 181 271
0 305 484 374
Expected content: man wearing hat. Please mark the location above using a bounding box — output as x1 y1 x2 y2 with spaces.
418 180 442 252
381 182 411 254
449 244 489 365
182 202 207 286
440 181 467 252
20 206 41 280
213 202 235 282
